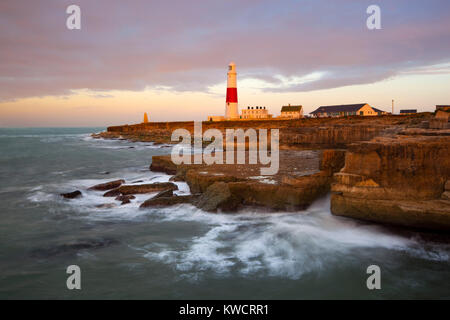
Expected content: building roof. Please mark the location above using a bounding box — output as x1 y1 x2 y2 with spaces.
372 107 387 113
281 105 302 112
400 109 417 113
310 103 368 114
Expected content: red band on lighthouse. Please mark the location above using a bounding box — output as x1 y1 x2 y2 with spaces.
226 88 238 103
225 62 239 119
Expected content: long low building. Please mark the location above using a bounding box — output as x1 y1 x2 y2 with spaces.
436 105 450 111
241 106 272 119
400 109 417 115
310 103 387 117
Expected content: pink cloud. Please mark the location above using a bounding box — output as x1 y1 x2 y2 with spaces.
0 0 449 100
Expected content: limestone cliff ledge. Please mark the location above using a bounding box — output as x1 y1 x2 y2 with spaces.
331 134 450 231
95 113 450 231
94 115 433 150
149 149 345 211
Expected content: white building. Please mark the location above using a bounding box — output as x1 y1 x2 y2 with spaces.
241 106 272 119
280 105 303 119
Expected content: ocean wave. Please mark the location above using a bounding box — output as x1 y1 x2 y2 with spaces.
82 137 173 150
138 196 450 280
27 169 191 221
25 166 450 281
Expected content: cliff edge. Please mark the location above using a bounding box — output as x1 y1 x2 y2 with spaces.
331 132 450 231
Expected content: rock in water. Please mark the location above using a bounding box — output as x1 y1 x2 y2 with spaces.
140 195 199 208
103 188 121 197
153 189 174 199
150 155 178 174
95 203 117 209
120 198 131 205
89 179 125 191
169 175 184 182
115 195 136 201
60 190 82 199
196 182 239 212
118 182 178 195
115 195 136 205
185 170 238 194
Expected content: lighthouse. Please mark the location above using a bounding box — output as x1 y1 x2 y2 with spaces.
225 62 239 119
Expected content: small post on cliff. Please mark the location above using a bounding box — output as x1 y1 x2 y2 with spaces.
392 100 394 115
143 113 149 123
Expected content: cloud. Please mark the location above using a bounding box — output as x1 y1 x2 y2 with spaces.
0 0 450 100
88 93 114 99
399 63 450 76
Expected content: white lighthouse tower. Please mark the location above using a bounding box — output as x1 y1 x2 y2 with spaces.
225 62 239 119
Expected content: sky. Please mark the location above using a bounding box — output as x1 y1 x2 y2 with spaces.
1 0 450 127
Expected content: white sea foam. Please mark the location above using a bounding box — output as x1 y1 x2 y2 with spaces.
25 157 450 280
138 196 450 279
27 166 191 222
81 136 172 151
27 190 57 203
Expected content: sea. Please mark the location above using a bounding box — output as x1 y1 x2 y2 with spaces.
0 127 449 299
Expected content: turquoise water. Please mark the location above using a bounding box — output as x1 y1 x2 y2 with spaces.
0 127 449 299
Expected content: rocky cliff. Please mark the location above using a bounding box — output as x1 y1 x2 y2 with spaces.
95 114 432 149
331 133 450 231
149 150 345 211
94 113 450 231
